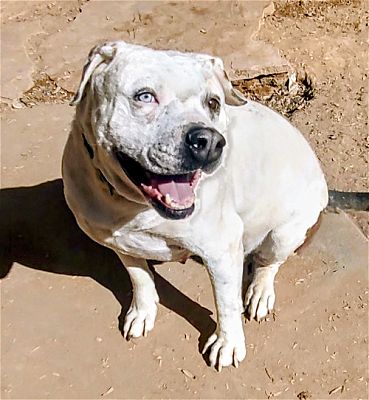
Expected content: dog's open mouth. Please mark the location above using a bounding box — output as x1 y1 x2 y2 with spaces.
116 151 200 220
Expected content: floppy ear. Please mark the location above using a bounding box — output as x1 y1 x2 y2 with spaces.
210 58 247 106
70 42 117 106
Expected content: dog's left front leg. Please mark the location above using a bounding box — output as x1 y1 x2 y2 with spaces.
202 247 246 371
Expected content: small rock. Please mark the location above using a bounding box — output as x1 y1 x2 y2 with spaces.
11 100 23 109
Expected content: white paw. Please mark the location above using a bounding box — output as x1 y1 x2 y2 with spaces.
123 298 158 339
244 272 275 321
202 331 246 371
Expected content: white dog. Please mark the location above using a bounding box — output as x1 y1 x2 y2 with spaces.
62 41 328 370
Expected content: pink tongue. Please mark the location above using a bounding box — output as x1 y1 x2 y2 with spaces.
151 176 193 204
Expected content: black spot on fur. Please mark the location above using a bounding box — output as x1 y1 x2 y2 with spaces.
82 134 94 159
97 170 115 196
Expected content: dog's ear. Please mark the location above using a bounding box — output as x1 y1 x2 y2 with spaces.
209 58 247 106
194 54 247 106
70 42 117 106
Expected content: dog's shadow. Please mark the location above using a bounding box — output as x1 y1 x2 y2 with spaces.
0 179 216 352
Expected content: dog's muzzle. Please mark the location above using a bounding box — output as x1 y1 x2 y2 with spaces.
113 125 226 221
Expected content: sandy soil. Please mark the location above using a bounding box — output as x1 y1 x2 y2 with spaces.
1 1 368 399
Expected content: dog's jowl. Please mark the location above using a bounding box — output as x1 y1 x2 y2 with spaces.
62 41 328 370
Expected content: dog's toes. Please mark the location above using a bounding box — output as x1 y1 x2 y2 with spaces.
203 331 246 371
202 333 217 355
123 302 157 339
128 318 147 338
255 291 275 321
244 281 275 321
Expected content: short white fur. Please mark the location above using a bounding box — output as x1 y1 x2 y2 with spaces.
63 41 328 371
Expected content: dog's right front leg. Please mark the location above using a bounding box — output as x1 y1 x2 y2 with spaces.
202 248 246 371
117 253 159 339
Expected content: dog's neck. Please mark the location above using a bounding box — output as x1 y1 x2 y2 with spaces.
81 133 116 197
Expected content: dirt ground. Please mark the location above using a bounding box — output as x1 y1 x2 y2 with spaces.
258 0 368 236
1 1 368 399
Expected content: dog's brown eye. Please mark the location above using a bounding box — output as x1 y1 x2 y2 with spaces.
208 97 220 113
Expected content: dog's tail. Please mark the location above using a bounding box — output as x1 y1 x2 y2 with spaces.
328 190 369 211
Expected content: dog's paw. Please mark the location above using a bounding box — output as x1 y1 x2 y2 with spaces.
244 270 275 321
202 331 246 371
123 300 158 339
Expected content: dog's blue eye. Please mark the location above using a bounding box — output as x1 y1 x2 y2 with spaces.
136 92 156 103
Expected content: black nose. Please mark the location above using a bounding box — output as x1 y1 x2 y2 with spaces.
185 126 226 167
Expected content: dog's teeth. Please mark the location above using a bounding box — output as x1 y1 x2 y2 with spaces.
164 194 172 205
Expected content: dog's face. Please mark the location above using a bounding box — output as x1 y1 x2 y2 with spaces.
72 41 246 220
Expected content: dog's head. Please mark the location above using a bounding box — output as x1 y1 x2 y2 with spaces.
71 41 246 220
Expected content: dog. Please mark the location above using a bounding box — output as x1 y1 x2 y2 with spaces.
62 41 328 370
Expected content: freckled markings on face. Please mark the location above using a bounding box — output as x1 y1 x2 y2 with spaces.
120 55 217 104
101 52 225 128
93 51 228 174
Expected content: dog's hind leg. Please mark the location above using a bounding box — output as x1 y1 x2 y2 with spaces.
244 214 320 321
117 253 159 339
244 258 281 321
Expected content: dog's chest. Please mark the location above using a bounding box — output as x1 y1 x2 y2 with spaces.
105 212 191 262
